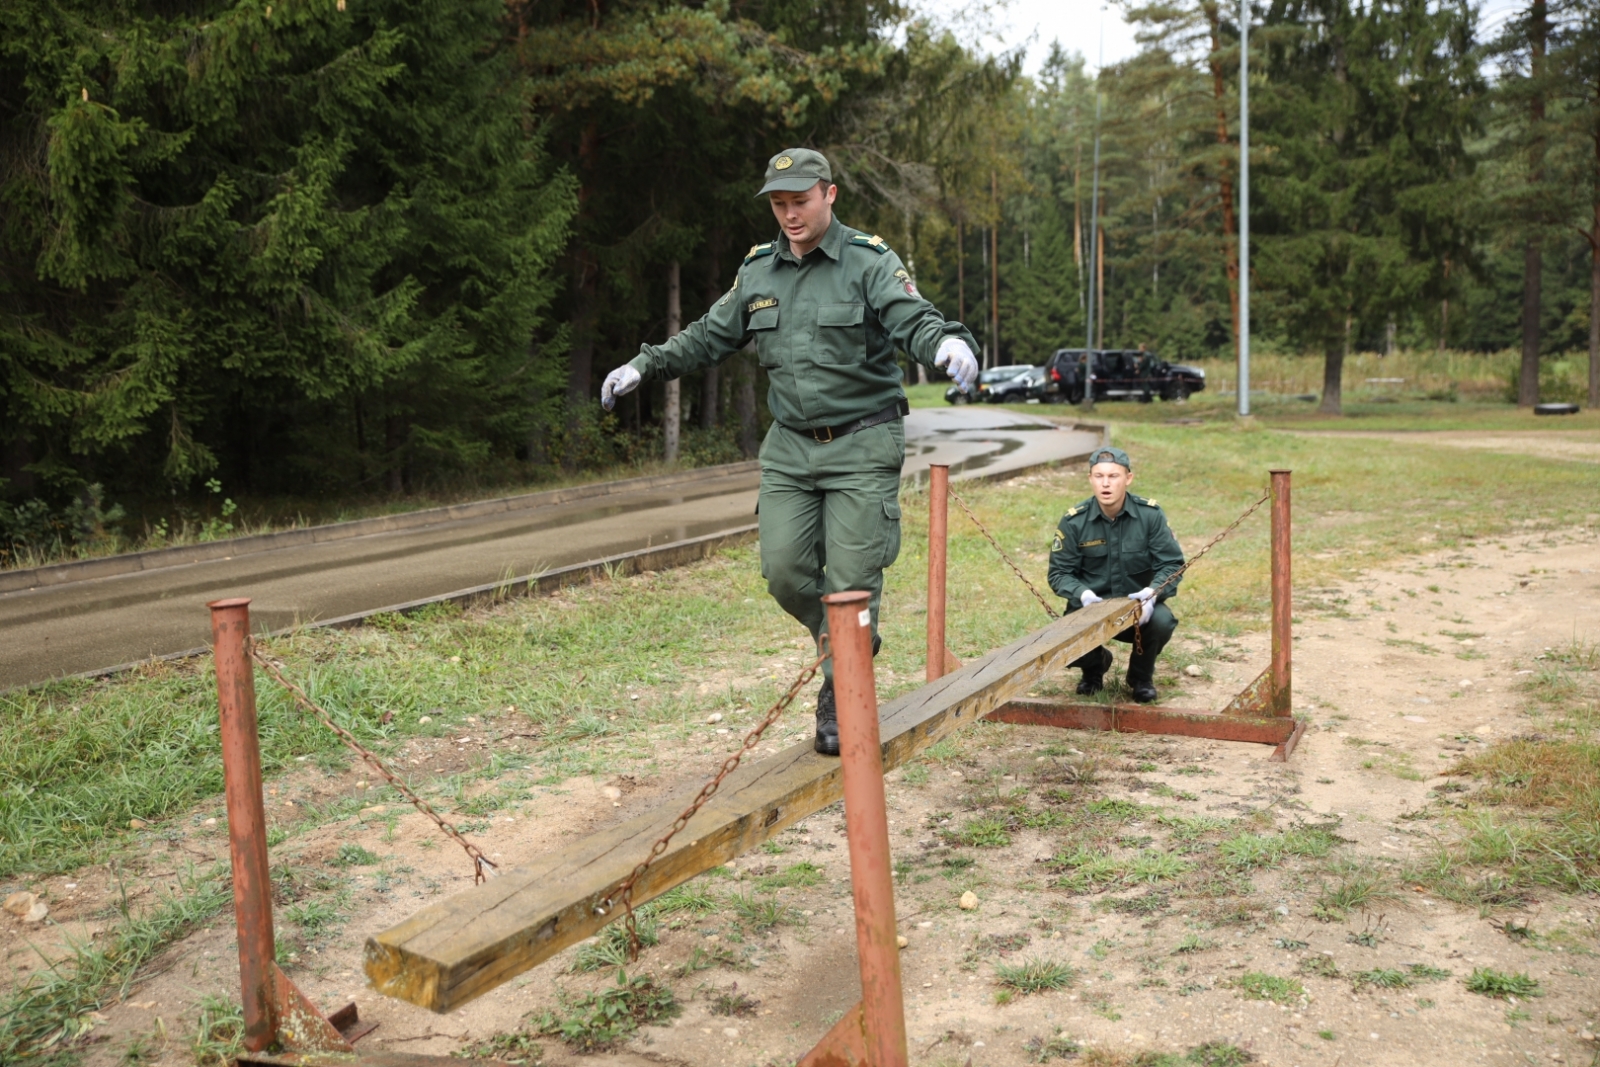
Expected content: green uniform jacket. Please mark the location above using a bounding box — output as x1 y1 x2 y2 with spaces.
1047 494 1186 610
626 218 978 431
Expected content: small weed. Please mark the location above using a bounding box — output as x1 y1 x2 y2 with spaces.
452 1031 545 1065
646 883 718 914
1186 1043 1256 1067
284 896 344 934
1297 954 1340 979
1024 1033 1082 1062
1234 972 1304 1004
333 843 379 867
533 972 679 1052
994 957 1078 994
571 917 660 973
1173 934 1214 954
728 893 802 931
952 815 1012 848
1086 798 1148 820
190 995 244 1067
759 839 788 855
1346 930 1381 948
1273 938 1308 950
755 862 823 890
902 764 930 786
1464 968 1541 999
1313 864 1398 920
1317 1029 1336 1041
708 983 759 1017
1351 968 1410 989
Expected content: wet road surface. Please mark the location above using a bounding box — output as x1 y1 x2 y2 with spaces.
0 408 1100 689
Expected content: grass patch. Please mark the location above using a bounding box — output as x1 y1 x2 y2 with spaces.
0 868 229 1062
951 815 1013 848
571 916 660 973
452 1030 547 1065
1218 826 1341 869
644 882 719 915
728 893 803 931
1234 972 1304 1004
754 861 823 890
533 972 679 1052
1313 861 1400 920
1464 968 1541 999
994 957 1078 994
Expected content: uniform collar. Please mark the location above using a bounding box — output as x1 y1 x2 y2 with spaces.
776 216 846 263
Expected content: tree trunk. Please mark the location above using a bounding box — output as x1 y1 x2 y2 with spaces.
990 170 1001 365
1519 238 1542 407
663 259 682 463
701 234 723 429
1589 226 1599 410
1319 338 1344 415
956 217 965 324
564 123 603 471
1518 0 1548 409
385 413 407 493
1207 3 1242 359
733 348 759 457
1096 223 1106 350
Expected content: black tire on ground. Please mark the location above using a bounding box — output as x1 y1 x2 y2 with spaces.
949 392 968 405
1533 402 1579 416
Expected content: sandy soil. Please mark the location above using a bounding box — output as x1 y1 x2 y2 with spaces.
5 522 1599 1067
1284 428 1600 465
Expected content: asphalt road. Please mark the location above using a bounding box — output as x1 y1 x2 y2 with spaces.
0 408 1100 689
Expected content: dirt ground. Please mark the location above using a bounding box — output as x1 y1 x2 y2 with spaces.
5 517 1598 1067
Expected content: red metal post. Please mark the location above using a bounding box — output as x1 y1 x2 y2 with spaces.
209 598 277 1052
822 591 908 1067
1269 470 1292 715
926 464 950 682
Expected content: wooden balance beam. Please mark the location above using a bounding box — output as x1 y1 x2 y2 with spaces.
363 597 1143 1013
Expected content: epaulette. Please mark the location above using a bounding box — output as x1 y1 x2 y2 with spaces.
849 233 891 254
743 243 775 264
1140 497 1161 508
1064 505 1083 518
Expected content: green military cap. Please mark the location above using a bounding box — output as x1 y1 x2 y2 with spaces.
1088 446 1132 471
755 147 832 197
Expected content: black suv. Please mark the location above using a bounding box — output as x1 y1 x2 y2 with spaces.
1042 348 1206 403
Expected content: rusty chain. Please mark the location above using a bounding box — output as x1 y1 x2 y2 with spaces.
946 486 1060 620
948 483 1274 656
249 644 500 884
606 639 830 962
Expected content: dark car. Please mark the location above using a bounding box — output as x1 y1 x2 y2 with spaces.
1042 348 1205 403
944 364 1046 405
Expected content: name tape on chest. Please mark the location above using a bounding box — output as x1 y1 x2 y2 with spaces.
1078 539 1106 548
746 297 778 313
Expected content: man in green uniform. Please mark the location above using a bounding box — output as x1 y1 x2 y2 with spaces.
1047 446 1186 704
600 148 980 755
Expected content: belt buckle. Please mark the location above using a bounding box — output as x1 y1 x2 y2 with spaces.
811 426 833 443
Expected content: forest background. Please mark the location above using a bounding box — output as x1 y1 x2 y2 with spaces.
2 0 1598 562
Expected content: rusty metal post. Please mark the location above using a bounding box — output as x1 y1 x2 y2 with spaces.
822 591 908 1067
209 598 277 1052
1269 470 1292 715
926 464 950 682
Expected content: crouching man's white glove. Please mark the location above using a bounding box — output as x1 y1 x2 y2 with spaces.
600 365 641 411
1128 586 1156 625
934 338 980 394
1078 589 1103 607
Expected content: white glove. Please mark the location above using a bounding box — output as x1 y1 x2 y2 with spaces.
1128 587 1156 626
1078 589 1102 607
934 338 979 394
600 365 641 411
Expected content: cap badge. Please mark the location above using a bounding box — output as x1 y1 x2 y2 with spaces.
773 155 794 170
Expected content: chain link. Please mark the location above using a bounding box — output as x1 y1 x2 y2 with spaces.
249 645 500 884
607 639 829 962
947 486 1060 621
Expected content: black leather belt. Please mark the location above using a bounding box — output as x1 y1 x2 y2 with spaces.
784 398 909 443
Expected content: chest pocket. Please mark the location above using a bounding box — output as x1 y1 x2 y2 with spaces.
1078 542 1110 559
815 302 866 365
748 303 781 367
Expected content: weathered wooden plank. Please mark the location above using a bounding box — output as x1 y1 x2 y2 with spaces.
363 599 1140 1012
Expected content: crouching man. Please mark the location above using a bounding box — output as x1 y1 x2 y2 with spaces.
1047 446 1186 703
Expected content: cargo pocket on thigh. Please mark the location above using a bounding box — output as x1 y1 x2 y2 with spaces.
878 498 903 568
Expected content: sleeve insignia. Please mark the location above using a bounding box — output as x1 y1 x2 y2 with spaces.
1051 530 1064 551
717 274 740 306
746 297 778 313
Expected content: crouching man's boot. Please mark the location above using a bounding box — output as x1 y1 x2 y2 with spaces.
814 678 839 755
1069 646 1115 695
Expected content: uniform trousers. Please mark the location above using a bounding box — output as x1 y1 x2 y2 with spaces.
757 419 904 679
1065 601 1178 686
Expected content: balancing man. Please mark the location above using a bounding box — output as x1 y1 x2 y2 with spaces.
1047 446 1186 703
599 148 980 755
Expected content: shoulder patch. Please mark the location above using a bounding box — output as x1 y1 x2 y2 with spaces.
743 243 775 265
717 273 741 306
1051 530 1064 551
849 233 891 254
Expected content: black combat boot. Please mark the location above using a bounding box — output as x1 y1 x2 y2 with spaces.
814 678 839 756
1125 650 1159 704
1075 646 1114 695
